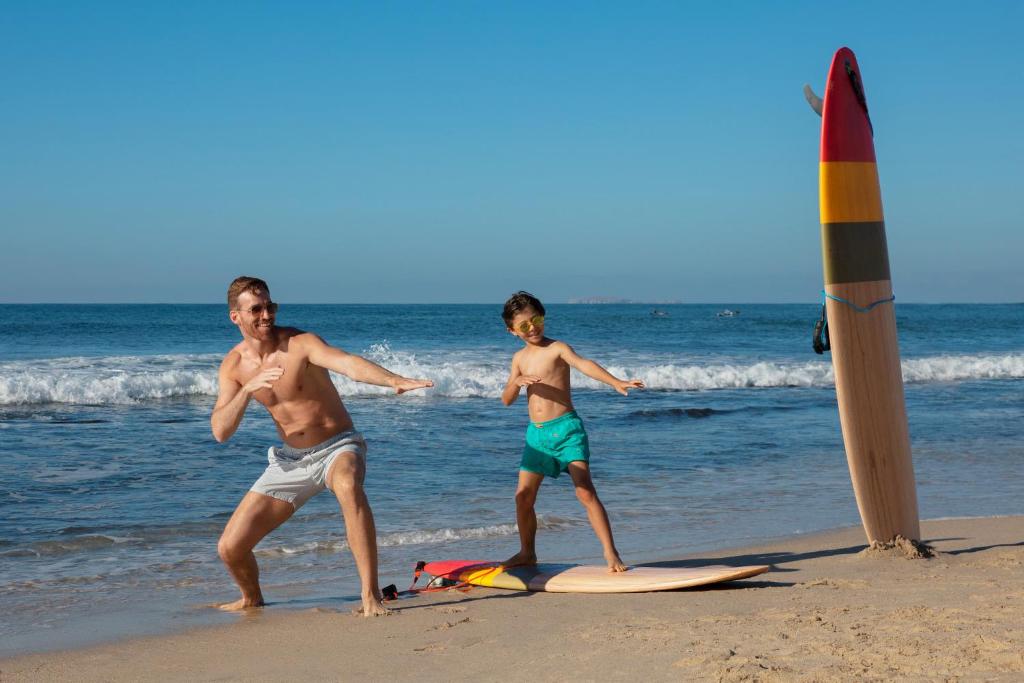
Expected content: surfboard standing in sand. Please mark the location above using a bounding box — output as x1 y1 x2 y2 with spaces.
806 47 922 544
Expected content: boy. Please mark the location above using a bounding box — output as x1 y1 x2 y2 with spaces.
500 291 644 572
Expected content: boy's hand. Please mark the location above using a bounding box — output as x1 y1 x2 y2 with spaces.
613 379 645 396
392 377 434 394
516 375 543 388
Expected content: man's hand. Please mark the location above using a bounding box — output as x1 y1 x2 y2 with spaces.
392 377 433 394
242 367 284 394
613 379 645 396
516 375 543 388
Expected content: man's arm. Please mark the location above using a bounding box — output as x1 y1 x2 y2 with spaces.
557 342 644 396
303 334 432 393
501 354 540 406
210 358 284 442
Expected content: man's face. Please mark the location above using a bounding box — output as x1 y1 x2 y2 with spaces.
230 289 277 341
508 307 545 343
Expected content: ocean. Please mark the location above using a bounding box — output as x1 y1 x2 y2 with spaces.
1 303 1022 655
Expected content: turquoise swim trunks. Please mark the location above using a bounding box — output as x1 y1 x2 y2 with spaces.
521 411 590 478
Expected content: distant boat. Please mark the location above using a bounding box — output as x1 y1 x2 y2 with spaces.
716 309 740 318
651 309 669 317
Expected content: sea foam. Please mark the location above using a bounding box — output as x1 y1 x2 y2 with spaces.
1 347 1021 406
254 515 581 558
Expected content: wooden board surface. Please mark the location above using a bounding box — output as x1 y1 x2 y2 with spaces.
423 561 770 594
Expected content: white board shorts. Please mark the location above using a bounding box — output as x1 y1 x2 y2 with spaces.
250 430 367 510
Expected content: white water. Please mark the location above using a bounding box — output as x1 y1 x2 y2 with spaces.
3 349 1022 406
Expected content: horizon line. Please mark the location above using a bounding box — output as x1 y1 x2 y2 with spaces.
1 301 1020 306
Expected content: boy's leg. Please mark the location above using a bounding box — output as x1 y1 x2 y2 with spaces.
567 461 626 572
217 491 295 610
505 469 544 567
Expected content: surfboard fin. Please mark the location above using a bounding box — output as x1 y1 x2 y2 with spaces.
803 84 823 116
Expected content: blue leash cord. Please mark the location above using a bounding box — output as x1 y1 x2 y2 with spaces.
821 290 895 313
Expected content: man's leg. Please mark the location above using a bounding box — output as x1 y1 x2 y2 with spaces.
217 491 295 610
504 469 544 567
326 451 389 617
567 461 626 572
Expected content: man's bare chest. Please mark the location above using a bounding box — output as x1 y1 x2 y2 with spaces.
236 354 311 405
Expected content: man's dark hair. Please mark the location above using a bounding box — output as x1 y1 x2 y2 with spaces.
227 276 270 310
502 291 545 328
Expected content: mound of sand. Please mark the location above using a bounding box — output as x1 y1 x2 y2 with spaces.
859 535 936 559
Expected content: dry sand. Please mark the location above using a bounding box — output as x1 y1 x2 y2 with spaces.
2 516 1022 681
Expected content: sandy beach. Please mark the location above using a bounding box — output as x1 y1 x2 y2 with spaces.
2 516 1021 681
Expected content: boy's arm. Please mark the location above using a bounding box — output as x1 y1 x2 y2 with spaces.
210 356 283 443
303 334 432 394
557 342 644 396
501 354 541 406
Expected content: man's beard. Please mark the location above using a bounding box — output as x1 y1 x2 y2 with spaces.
248 320 274 338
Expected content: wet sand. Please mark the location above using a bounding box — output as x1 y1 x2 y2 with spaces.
2 516 1022 681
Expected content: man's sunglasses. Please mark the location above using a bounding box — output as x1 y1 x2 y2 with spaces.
237 302 279 316
515 315 544 334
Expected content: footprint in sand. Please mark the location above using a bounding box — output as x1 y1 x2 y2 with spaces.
430 617 472 630
430 605 467 614
799 578 868 590
413 642 446 653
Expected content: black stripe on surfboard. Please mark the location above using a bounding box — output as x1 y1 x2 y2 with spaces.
821 220 891 284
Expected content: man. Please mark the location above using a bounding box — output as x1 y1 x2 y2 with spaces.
211 276 431 616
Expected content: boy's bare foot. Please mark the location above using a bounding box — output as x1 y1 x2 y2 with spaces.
217 596 265 611
606 555 628 573
503 550 537 568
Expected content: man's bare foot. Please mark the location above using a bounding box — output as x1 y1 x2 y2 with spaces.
606 554 628 573
503 550 537 568
354 594 393 617
217 596 265 611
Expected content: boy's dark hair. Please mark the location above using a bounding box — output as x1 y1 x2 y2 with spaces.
502 291 545 328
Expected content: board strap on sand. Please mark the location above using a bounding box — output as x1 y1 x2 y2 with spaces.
381 561 477 601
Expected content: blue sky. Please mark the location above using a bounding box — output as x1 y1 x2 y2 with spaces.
2 1 1020 303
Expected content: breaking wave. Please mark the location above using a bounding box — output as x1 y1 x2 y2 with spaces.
1 347 1021 406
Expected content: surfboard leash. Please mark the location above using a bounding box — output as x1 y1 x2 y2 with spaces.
812 303 831 354
813 291 895 355
381 561 476 601
822 290 895 313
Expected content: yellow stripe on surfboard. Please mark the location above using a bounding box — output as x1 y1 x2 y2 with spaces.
820 162 883 224
459 564 512 588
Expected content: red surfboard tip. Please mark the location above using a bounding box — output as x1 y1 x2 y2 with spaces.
821 47 876 163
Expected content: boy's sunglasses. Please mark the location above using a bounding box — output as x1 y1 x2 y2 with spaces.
515 315 544 334
237 302 278 316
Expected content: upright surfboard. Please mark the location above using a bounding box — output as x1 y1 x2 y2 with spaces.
817 47 920 543
422 560 769 593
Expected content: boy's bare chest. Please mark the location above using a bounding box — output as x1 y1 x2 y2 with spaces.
519 349 568 381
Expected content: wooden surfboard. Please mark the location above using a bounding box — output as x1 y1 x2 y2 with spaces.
817 47 921 543
422 560 769 593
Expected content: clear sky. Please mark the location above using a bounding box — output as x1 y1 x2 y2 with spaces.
2 1 1020 303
